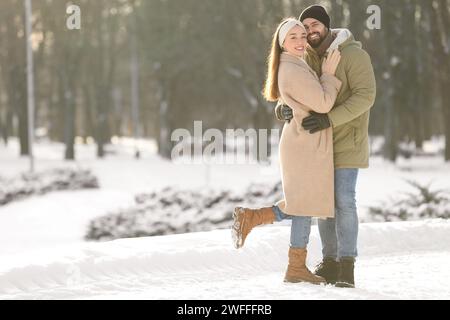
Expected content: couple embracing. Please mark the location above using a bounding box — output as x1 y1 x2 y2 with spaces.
232 5 376 288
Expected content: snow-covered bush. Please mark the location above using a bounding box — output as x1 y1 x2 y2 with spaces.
0 169 99 206
368 180 450 221
85 182 283 241
369 136 445 158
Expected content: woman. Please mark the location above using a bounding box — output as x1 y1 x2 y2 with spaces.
231 18 342 284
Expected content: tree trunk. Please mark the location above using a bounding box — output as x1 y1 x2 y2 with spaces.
438 0 450 160
82 83 95 141
344 0 366 42
445 110 450 161
0 113 5 146
383 101 398 162
96 95 106 159
15 69 29 156
0 104 9 145
330 0 345 26
427 0 450 160
63 75 76 161
158 100 172 159
379 0 399 162
95 85 113 159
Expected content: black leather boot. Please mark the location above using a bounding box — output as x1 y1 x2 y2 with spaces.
314 257 339 285
335 257 355 288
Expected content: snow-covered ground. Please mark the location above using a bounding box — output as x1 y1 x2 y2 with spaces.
0 138 450 299
1 138 450 255
0 219 449 300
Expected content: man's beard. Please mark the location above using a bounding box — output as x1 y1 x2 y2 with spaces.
308 32 326 48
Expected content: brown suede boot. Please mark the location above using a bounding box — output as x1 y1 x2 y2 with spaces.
232 206 275 249
284 248 326 285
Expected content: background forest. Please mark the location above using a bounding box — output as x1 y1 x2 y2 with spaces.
1 0 449 163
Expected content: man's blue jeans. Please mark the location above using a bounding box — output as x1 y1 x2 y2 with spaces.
319 169 359 259
272 205 312 249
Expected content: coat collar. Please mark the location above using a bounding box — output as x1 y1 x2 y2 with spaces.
307 29 357 58
280 52 317 76
327 28 353 52
280 52 308 66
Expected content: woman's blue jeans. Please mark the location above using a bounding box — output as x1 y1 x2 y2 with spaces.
271 205 311 249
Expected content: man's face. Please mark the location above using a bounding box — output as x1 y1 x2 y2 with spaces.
302 18 328 48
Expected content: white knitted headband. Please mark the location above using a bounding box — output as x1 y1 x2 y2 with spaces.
278 19 305 48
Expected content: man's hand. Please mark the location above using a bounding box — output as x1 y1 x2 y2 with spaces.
275 103 294 123
302 111 331 134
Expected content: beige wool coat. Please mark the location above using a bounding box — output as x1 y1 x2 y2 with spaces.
275 52 342 218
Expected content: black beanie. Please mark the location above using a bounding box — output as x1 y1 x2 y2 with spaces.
299 5 330 29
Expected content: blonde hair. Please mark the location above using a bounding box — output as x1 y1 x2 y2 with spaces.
263 18 302 102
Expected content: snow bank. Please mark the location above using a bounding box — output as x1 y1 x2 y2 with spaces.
0 168 99 206
85 182 283 241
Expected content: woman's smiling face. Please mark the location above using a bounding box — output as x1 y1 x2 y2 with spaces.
282 25 308 58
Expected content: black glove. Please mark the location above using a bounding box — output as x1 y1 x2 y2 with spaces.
302 111 331 134
275 103 294 123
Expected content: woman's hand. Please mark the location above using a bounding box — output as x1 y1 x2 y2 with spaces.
322 49 341 76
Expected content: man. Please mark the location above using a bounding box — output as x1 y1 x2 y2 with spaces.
276 5 376 288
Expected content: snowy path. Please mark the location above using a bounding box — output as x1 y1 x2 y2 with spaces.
0 219 449 300
0 190 135 256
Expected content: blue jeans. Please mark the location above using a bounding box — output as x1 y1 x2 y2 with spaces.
318 169 359 259
272 205 312 249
